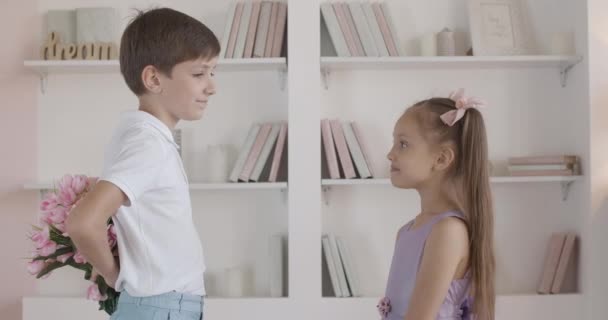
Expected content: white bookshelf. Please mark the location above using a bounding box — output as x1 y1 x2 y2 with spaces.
322 176 581 185
320 55 583 88
25 58 287 93
23 0 598 319
24 58 286 73
24 182 288 191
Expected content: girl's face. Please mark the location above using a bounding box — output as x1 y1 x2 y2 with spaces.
387 111 442 189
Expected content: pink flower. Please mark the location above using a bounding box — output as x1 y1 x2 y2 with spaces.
73 251 87 264
40 193 59 212
377 296 391 318
107 224 117 248
70 175 89 195
27 260 46 275
57 252 74 263
44 206 69 225
31 226 50 248
38 240 58 256
58 174 89 206
86 283 108 301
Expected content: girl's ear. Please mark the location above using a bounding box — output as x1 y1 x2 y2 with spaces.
434 144 456 172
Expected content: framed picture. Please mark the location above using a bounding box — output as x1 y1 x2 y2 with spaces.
467 0 535 55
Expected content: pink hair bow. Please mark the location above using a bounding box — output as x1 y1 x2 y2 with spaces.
440 88 486 126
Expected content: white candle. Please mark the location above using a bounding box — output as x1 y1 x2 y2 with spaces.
225 267 245 297
420 33 437 56
550 32 575 55
437 28 456 56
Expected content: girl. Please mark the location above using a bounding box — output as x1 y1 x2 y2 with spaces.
379 89 495 320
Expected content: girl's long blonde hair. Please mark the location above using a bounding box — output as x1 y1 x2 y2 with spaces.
410 97 496 320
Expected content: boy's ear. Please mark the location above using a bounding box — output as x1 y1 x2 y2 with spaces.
434 144 456 172
141 65 163 94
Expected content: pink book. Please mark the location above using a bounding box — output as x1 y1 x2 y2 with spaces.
239 123 272 181
243 2 262 58
225 2 244 58
264 2 279 58
538 233 566 294
351 122 374 178
322 119 340 179
508 155 578 165
330 119 356 179
509 169 574 176
332 3 357 56
372 2 398 56
551 233 577 293
341 3 365 56
271 2 287 57
268 122 287 182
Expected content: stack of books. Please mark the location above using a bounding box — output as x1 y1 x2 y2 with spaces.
219 1 287 59
229 122 288 183
321 1 403 57
321 119 374 180
507 155 581 176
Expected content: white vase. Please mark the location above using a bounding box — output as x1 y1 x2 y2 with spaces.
420 33 437 56
205 144 233 183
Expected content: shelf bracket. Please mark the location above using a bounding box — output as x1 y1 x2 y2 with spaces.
322 186 331 206
321 68 330 90
39 73 48 94
561 181 573 201
560 57 583 88
278 69 287 91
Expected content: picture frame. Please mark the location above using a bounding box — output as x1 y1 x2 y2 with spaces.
467 0 536 56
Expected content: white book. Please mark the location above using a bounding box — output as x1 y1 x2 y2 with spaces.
322 235 343 297
508 164 572 171
233 1 253 58
269 234 284 297
348 2 378 56
219 2 238 59
362 3 389 57
380 2 404 56
229 123 261 182
329 234 351 297
336 236 360 297
342 121 371 178
250 123 281 182
321 3 350 57
253 1 273 58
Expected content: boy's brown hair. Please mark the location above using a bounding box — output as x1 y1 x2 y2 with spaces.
120 8 221 95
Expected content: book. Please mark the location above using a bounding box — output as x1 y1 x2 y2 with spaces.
551 233 577 293
229 123 261 182
538 232 567 294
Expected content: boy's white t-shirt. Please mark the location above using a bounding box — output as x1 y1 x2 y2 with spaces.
100 110 205 297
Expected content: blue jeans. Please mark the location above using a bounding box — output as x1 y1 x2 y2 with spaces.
110 291 204 320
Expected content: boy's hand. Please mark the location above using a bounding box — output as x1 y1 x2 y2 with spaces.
90 248 120 288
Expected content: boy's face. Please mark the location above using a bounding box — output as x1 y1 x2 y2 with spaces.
157 56 218 122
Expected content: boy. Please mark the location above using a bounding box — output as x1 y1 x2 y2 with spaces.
66 7 219 319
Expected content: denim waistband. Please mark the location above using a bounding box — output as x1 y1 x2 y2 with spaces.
118 291 203 313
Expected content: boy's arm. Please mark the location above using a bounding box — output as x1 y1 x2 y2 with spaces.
404 217 469 320
66 181 126 287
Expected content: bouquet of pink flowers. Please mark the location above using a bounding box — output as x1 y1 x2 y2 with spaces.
26 174 119 315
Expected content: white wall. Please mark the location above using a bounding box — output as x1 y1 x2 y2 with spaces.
588 0 608 318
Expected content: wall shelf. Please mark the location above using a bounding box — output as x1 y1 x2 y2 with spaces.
321 176 581 204
320 55 583 89
24 58 288 93
24 181 288 191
